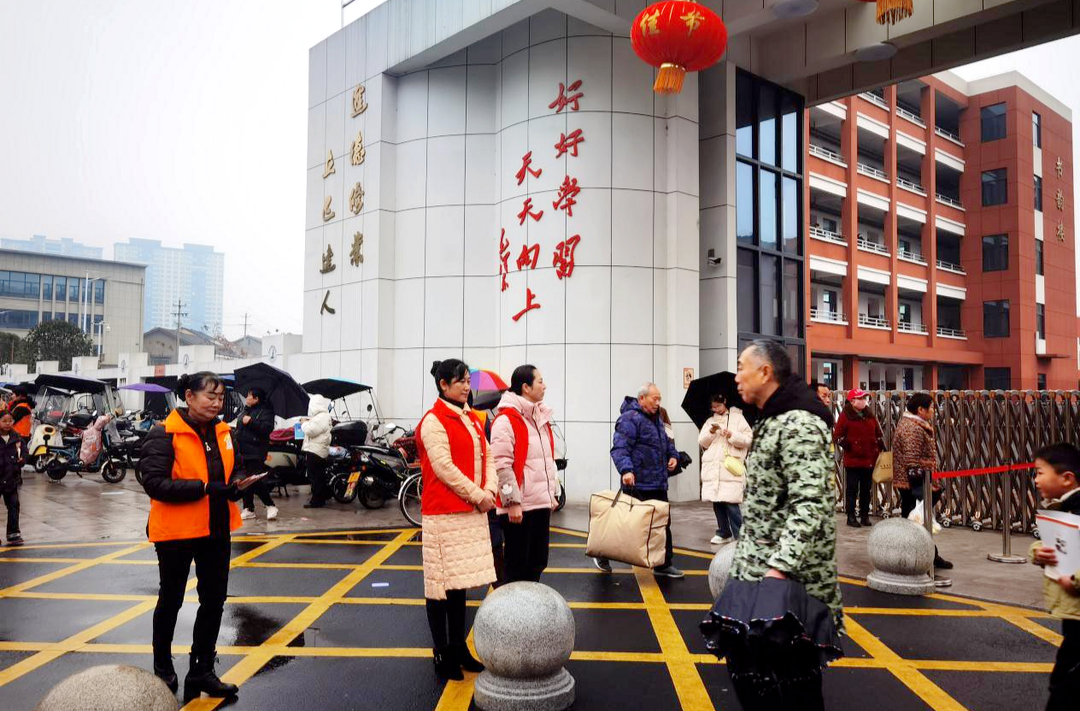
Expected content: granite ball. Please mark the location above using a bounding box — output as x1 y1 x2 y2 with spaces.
36 665 178 711
865 517 936 596
708 542 737 601
474 582 575 679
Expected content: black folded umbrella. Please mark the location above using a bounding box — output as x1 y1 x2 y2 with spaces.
681 372 756 430
234 363 310 419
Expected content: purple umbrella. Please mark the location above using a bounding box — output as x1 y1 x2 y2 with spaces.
120 383 173 394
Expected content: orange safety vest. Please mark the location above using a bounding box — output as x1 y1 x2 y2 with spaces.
10 400 33 439
147 410 242 543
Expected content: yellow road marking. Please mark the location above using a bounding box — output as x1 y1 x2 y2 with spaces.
433 627 481 711
845 616 968 711
0 543 149 597
635 569 714 711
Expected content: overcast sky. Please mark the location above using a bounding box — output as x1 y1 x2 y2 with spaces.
1 3 1077 341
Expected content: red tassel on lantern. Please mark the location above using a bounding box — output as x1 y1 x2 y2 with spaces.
855 0 914 25
631 1 728 95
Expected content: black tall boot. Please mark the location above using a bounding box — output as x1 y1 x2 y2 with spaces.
433 648 464 681
183 653 239 703
153 652 178 694
455 644 485 673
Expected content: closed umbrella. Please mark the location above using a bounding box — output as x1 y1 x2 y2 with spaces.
233 363 310 419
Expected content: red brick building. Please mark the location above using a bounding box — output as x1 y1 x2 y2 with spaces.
805 71 1077 391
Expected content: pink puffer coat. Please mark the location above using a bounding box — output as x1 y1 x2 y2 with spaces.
490 391 558 514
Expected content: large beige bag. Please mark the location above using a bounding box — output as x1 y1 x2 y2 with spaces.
872 451 893 484
585 489 669 568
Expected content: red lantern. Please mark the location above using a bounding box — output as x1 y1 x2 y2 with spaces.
631 1 727 95
855 0 913 25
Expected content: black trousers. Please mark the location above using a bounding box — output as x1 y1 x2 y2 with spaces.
2 489 19 538
845 467 873 519
899 479 942 518
499 508 551 584
726 648 825 711
153 535 231 663
625 488 673 569
239 458 273 509
425 589 467 650
1048 620 1080 710
307 453 328 504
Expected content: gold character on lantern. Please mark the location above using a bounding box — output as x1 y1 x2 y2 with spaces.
349 182 364 215
350 232 364 266
322 196 335 222
323 149 336 178
352 85 367 117
320 245 336 274
351 129 365 166
639 9 660 36
680 10 705 35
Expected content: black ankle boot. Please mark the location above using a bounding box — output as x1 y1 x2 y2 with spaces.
846 515 861 528
183 653 239 703
153 656 178 693
455 644 485 673
860 515 872 527
433 648 464 681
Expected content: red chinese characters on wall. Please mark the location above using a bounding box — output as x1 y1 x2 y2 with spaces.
498 80 590 323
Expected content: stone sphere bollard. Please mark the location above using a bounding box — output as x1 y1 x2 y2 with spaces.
708 542 738 601
473 582 575 711
36 665 178 711
865 518 936 595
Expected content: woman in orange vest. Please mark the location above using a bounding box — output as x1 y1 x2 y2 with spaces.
416 359 498 680
7 386 35 439
139 372 243 702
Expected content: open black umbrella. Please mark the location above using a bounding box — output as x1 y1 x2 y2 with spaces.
681 372 757 430
233 362 310 419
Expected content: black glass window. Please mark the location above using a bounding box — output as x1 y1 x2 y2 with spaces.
737 249 757 333
982 169 1007 206
759 171 778 250
1033 112 1042 148
939 365 967 390
781 93 799 173
1036 239 1044 275
0 310 38 329
938 299 962 331
42 275 52 300
54 276 66 301
68 279 79 301
736 73 753 158
94 280 105 304
982 234 1008 272
985 367 1011 390
983 300 1011 338
1038 373 1047 390
981 103 1006 142
1037 303 1046 340
758 84 777 166
760 254 779 336
1035 175 1043 211
782 177 799 254
737 161 754 245
783 261 799 337
0 271 40 299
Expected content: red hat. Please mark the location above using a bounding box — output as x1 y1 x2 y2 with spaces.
846 388 868 400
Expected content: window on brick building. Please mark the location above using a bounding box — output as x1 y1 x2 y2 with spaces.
981 103 1007 142
1036 239 1044 276
985 367 1011 390
1035 175 1043 211
982 234 1008 272
982 169 1008 206
983 300 1010 338
1033 112 1042 148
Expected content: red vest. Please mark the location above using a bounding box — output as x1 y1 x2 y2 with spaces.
417 398 489 515
148 409 242 542
493 407 554 507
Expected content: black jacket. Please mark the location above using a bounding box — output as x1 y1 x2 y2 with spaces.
234 402 274 463
138 409 233 538
760 375 834 431
0 433 25 493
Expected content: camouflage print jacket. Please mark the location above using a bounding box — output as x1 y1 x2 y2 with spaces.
730 375 844 632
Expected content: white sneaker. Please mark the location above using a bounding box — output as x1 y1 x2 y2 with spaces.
710 535 733 545
266 506 279 521
240 509 256 520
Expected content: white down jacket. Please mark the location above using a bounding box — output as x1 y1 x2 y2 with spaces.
300 395 333 459
698 407 753 504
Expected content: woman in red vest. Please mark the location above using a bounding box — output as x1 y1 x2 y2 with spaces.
416 359 498 680
139 372 243 702
490 364 558 584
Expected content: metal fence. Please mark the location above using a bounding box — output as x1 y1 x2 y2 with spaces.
831 390 1080 533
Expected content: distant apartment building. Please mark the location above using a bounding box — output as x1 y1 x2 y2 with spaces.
0 249 145 366
114 239 224 334
1 234 103 260
805 71 1077 391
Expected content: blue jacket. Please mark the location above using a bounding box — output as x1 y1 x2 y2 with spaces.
611 397 679 491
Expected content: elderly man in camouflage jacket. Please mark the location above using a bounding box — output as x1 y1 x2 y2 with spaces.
724 339 842 709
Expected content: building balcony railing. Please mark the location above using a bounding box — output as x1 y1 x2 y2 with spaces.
809 143 846 166
809 225 846 246
935 126 963 145
897 106 925 127
898 248 927 265
897 177 927 196
857 237 890 256
861 91 889 110
810 308 847 324
857 163 889 181
897 321 929 334
936 193 963 210
859 314 891 330
936 259 966 275
937 326 967 339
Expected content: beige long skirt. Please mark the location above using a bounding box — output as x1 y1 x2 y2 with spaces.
422 510 496 600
